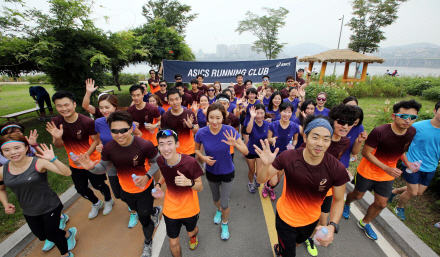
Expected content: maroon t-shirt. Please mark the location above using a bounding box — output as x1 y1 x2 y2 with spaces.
224 112 239 129
94 107 104 119
326 137 350 161
148 77 159 92
101 136 157 193
127 103 161 144
234 84 245 98
161 109 197 155
280 88 290 99
197 84 208 94
182 93 193 107
154 91 168 105
297 77 306 85
188 90 205 103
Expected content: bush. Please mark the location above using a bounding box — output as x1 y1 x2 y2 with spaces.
422 87 440 101
119 73 139 85
345 78 405 98
405 77 440 96
26 74 49 84
304 82 349 109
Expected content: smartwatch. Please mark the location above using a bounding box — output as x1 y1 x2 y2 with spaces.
191 124 195 129
188 179 195 187
328 222 339 234
155 182 162 187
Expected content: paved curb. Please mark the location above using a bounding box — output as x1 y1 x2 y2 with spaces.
346 182 438 257
0 186 80 257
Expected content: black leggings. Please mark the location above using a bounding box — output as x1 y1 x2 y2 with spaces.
108 175 122 199
70 167 112 204
37 94 53 112
24 204 67 255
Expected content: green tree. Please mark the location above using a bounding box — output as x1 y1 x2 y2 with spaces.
235 7 289 60
346 0 407 73
142 0 198 35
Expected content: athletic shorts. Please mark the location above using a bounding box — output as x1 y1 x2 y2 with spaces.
321 195 333 213
120 182 154 217
402 166 436 186
245 154 259 159
354 172 394 198
241 125 249 135
276 212 318 257
163 213 199 239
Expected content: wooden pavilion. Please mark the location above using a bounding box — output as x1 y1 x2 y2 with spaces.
299 49 385 84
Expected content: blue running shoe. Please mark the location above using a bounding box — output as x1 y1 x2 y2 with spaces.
394 207 406 221
357 220 377 240
342 204 350 219
128 206 131 212
66 227 77 251
213 210 222 225
128 213 139 228
253 174 260 187
42 240 55 252
68 251 74 257
59 214 69 230
388 188 396 203
221 223 229 240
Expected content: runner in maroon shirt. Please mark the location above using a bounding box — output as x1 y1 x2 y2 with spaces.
189 79 205 103
174 74 189 93
175 82 193 108
257 75 270 93
196 74 208 94
233 74 245 98
155 80 169 110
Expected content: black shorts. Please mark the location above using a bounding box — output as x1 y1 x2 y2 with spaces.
354 172 394 198
241 125 248 135
245 153 259 159
276 212 318 257
189 153 196 158
206 170 235 183
163 213 199 239
321 195 333 213
120 182 154 217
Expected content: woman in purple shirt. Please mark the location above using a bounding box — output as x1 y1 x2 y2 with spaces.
314 92 330 116
195 103 248 240
266 91 282 122
245 103 269 194
148 94 166 116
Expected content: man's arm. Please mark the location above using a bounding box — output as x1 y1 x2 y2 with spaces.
82 91 96 114
362 145 401 178
86 134 100 156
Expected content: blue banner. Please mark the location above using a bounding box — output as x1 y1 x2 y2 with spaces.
163 58 297 83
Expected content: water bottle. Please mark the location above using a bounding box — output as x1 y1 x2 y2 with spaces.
132 174 145 190
350 156 356 162
286 141 294 150
144 123 155 134
69 152 81 167
406 160 422 173
313 227 328 246
151 188 164 199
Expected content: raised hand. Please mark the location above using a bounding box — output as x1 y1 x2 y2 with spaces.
230 82 234 87
85 78 98 93
257 92 264 102
96 143 104 153
4 203 15 214
46 122 63 139
357 131 368 142
174 170 190 187
221 130 237 146
77 153 98 171
191 101 199 113
298 88 305 98
300 111 307 118
183 114 194 128
249 106 257 118
254 139 279 166
242 99 249 109
34 144 55 161
305 66 311 74
25 129 39 146
204 156 216 166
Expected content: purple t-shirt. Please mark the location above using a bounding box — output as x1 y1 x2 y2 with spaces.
95 117 137 146
243 100 261 126
208 97 216 105
195 125 239 175
266 108 281 122
197 108 207 128
340 125 364 168
263 96 271 107
283 98 300 118
269 121 300 152
293 117 304 149
247 120 269 155
227 103 236 113
158 106 165 115
314 107 330 117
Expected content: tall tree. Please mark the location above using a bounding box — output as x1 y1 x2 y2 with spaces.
142 0 198 35
346 0 407 73
235 7 289 60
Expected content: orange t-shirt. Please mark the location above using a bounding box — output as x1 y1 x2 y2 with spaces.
127 103 161 146
161 109 197 155
148 78 160 94
157 154 204 219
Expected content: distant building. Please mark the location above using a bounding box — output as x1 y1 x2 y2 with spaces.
216 44 227 58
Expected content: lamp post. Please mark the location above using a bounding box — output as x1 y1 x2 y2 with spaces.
333 15 344 74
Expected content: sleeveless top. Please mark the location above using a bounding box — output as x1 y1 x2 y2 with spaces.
3 157 61 216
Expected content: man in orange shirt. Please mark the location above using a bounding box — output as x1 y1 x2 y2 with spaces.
155 129 204 256
47 91 113 220
343 100 421 240
256 115 349 257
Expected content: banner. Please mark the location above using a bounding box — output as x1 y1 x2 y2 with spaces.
163 57 297 83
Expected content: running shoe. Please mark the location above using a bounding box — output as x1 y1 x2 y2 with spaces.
305 238 318 257
253 174 260 187
357 220 377 240
67 252 74 257
88 200 103 219
388 188 396 203
273 244 281 257
59 214 69 230
42 240 55 252
67 227 77 251
221 223 229 240
269 188 276 201
128 213 139 228
151 206 163 227
213 210 222 225
128 206 131 212
434 222 440 228
394 207 406 221
141 240 153 257
248 183 255 194
261 184 269 198
342 204 350 219
103 198 114 215
189 235 198 250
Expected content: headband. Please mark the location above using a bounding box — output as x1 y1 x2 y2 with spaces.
1 125 21 134
304 118 333 137
98 93 108 101
216 98 230 103
1 140 25 148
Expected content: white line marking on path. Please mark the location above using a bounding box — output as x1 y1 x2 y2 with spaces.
152 218 167 257
350 202 400 257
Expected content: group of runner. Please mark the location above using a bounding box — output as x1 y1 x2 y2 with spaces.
0 67 439 257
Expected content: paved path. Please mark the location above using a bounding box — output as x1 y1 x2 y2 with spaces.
19 154 403 257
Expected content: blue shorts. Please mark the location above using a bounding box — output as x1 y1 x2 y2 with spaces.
401 166 436 186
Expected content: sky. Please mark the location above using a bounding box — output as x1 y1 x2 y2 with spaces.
3 0 440 54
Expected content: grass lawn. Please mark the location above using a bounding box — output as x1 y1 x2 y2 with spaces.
0 84 133 243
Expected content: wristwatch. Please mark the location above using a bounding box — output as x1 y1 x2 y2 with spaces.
191 124 195 129
155 182 162 187
328 222 339 234
188 179 195 187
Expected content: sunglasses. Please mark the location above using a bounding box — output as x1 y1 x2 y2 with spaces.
110 127 132 134
157 129 178 138
150 73 155 75
316 97 326 101
263 79 269 81
176 78 182 80
208 89 215 91
394 113 418 120
160 84 167 87
336 119 355 126
287 80 294 83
